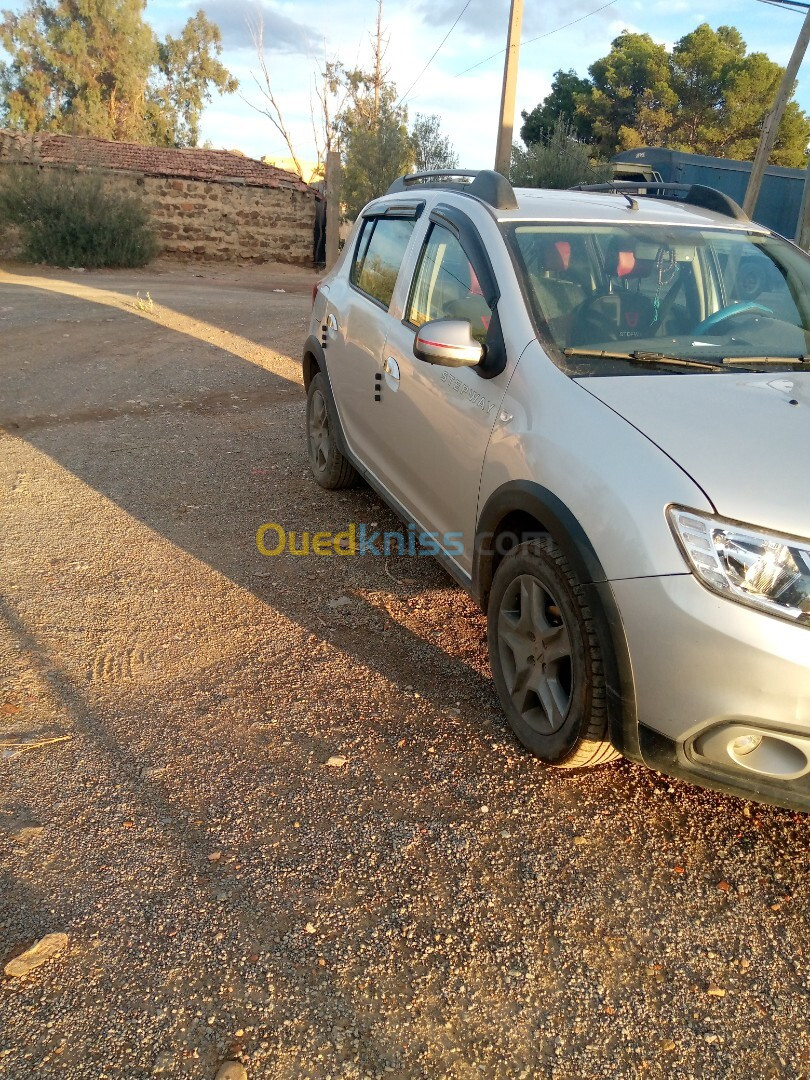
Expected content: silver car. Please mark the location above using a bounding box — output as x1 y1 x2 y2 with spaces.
303 170 810 811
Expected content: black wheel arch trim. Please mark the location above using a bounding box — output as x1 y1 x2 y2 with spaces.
303 334 325 389
474 480 640 760
302 335 353 461
474 480 606 600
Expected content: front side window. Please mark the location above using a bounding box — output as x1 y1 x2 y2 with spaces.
351 216 416 308
406 223 492 344
508 222 810 375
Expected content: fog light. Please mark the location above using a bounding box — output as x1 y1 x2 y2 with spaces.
731 734 763 756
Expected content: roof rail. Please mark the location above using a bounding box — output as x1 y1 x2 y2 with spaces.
386 169 518 211
570 181 749 222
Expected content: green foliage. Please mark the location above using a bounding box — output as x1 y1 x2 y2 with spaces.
0 1 236 147
520 23 810 167
668 24 808 164
510 118 612 189
520 70 594 146
0 0 157 140
586 31 677 155
410 113 458 172
150 11 238 148
339 70 414 219
0 164 158 268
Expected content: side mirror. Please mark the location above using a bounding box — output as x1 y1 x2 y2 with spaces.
413 319 484 368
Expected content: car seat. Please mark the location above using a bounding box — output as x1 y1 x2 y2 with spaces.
526 239 586 344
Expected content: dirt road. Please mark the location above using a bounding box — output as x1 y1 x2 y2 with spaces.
0 261 807 1079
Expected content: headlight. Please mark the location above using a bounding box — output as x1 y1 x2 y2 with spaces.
668 507 810 625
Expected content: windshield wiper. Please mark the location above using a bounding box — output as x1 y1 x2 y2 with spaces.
564 348 724 370
720 355 810 366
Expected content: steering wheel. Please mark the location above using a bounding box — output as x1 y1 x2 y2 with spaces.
568 291 656 347
694 301 773 335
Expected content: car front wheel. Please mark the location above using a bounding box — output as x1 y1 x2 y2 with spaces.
488 537 618 768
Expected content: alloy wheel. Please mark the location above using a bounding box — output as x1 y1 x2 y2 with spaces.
497 573 573 734
309 388 330 472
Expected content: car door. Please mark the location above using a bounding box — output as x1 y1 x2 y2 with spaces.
320 206 422 470
377 209 520 577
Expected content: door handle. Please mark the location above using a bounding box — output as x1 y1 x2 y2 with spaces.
384 356 400 381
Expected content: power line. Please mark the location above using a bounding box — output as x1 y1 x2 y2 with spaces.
453 0 619 80
397 0 474 106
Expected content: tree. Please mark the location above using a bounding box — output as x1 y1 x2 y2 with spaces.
150 11 237 148
337 1 414 217
585 31 677 156
0 0 236 146
243 12 305 178
510 118 611 189
520 23 810 166
339 69 413 218
520 70 593 146
410 113 458 172
668 24 808 164
311 60 351 177
0 0 156 140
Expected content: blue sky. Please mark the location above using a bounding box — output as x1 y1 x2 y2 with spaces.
6 0 810 166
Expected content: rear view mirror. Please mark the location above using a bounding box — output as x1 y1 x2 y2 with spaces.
413 319 484 368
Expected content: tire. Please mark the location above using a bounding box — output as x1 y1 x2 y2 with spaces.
306 373 359 490
487 537 619 768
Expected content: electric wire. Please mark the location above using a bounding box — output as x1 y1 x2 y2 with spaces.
397 0 474 105
452 0 619 80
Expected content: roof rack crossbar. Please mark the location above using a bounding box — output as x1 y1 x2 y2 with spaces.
386 169 518 211
569 181 748 222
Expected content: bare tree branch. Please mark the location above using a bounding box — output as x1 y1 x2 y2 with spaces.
241 13 305 179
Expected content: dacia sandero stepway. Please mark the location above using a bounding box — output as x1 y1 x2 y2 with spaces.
303 170 810 811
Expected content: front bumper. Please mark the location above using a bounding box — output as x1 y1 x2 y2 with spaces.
611 573 810 811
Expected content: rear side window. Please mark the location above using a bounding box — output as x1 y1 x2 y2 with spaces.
351 217 415 308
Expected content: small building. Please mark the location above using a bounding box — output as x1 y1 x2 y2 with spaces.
0 130 320 264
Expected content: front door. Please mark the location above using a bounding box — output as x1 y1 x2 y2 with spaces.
376 217 517 578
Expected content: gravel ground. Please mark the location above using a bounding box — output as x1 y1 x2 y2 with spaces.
0 260 807 1080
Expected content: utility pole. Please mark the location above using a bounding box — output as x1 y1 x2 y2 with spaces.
494 0 523 176
743 5 810 218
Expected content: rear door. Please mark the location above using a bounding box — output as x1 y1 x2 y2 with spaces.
321 207 422 469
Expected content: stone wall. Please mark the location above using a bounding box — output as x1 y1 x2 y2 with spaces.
0 162 319 265
141 174 317 264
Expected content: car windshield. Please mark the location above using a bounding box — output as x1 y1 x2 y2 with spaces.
507 222 810 375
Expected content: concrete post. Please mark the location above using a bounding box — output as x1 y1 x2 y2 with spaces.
325 151 341 271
